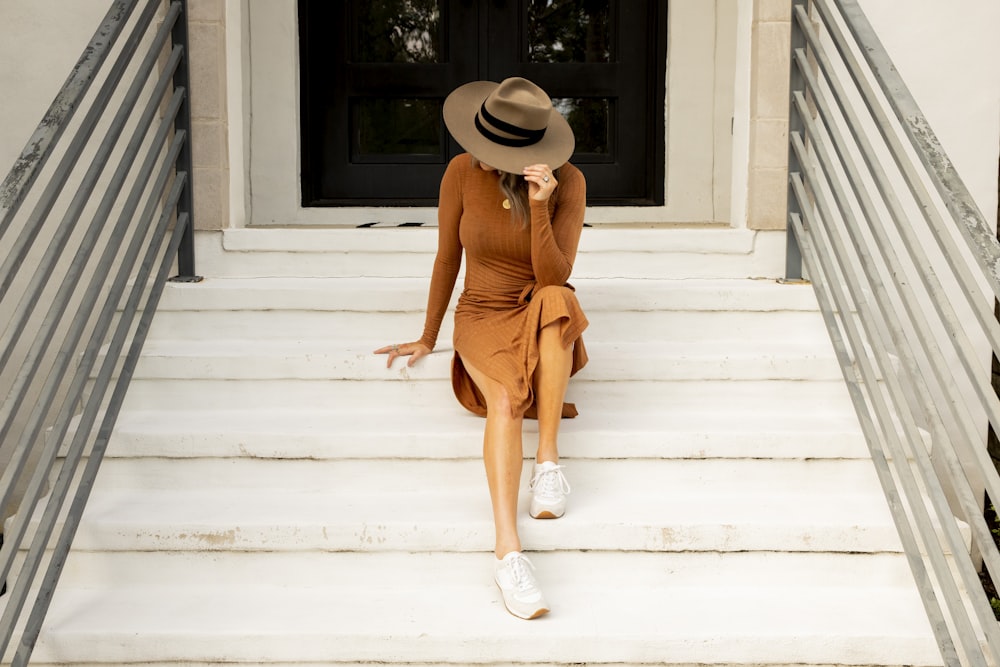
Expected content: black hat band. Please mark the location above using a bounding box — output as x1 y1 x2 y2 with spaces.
474 102 547 148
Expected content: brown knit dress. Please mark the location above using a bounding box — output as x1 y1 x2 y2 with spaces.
418 153 589 419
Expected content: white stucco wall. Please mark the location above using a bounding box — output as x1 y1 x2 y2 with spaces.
226 0 248 228
0 0 111 173
858 0 1000 219
851 0 1000 504
729 0 754 231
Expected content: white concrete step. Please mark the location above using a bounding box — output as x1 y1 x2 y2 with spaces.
148 276 830 342
119 338 843 382
194 228 787 279
220 227 764 254
46 549 919 590
26 552 938 666
57 458 900 553
148 308 832 344
104 404 868 460
156 276 821 312
118 376 859 411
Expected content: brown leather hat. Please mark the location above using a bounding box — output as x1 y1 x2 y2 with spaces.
443 77 575 174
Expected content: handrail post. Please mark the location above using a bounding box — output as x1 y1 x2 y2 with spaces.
784 0 809 281
170 0 202 283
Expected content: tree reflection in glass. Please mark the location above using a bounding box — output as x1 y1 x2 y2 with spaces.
554 98 609 155
528 0 611 63
356 0 443 63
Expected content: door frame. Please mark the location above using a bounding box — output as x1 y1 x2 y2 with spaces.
241 0 746 226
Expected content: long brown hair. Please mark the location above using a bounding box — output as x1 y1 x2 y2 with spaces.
470 156 557 228
497 171 530 228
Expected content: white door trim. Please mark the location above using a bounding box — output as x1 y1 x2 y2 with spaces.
243 0 744 227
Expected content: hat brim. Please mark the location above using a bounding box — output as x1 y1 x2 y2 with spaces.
443 81 576 174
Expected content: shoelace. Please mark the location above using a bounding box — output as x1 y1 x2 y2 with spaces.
506 553 537 592
529 464 571 498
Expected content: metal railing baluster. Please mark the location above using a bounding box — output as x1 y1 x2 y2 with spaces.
784 0 809 281
787 2 1000 665
171 0 198 281
0 0 197 661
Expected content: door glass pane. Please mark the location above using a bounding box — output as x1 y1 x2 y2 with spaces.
527 0 611 63
554 97 610 154
351 98 443 161
355 0 443 63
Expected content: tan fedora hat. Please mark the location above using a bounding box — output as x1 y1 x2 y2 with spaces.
443 77 575 175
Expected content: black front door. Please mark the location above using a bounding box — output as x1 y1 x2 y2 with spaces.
298 0 666 207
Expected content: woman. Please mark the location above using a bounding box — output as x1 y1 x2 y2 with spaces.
375 77 588 620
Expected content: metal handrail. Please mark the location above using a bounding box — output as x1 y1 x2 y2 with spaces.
0 1 199 663
787 1 1000 665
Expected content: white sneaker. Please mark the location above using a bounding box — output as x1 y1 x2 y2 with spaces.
529 461 571 519
493 551 550 619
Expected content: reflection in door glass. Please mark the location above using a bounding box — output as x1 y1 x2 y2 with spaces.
553 98 609 154
355 0 443 63
352 98 443 160
527 0 611 63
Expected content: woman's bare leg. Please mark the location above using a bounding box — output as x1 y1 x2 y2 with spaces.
533 320 573 464
462 359 525 559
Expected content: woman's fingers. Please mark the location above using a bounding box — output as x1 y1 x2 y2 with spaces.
523 163 557 200
374 342 404 368
374 341 431 368
407 347 429 367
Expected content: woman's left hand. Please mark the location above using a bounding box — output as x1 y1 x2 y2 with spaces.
374 340 432 368
523 163 557 201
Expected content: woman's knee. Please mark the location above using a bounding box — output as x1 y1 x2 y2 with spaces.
464 360 521 418
489 389 517 419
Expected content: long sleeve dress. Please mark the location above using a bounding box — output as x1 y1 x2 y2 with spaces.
418 153 589 419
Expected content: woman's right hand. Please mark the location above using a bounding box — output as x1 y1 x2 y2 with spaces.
373 341 432 368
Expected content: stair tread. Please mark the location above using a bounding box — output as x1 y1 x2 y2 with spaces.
195 229 788 279
109 381 868 458
147 309 831 345
158 275 822 312
118 377 863 415
92 457 886 493
49 550 922 588
121 377 858 403
136 337 835 355
122 338 843 382
28 553 937 666
112 405 864 432
64 459 902 553
221 225 762 253
105 389 868 459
